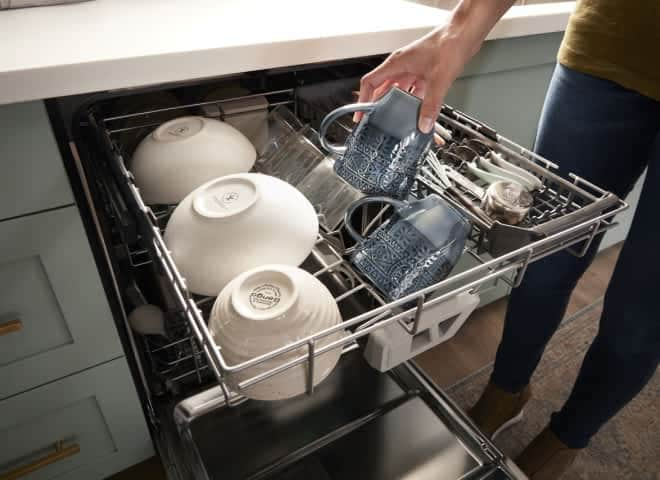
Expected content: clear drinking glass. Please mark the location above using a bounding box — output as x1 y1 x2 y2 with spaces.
252 105 305 163
296 156 364 232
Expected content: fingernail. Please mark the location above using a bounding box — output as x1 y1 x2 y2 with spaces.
419 117 434 133
352 113 360 123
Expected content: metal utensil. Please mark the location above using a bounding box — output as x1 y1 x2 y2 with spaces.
461 138 492 156
434 122 453 141
481 181 533 225
478 155 538 191
487 151 544 191
466 159 514 185
444 166 485 200
421 165 492 226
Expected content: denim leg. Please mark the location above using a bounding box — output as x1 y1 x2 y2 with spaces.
550 134 660 448
491 64 660 393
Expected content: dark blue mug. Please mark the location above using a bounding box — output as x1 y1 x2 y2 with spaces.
319 87 433 199
344 194 471 301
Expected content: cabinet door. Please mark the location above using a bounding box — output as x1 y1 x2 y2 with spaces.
0 357 153 480
0 101 74 221
0 206 123 399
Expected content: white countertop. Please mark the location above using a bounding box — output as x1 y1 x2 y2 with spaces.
0 0 574 105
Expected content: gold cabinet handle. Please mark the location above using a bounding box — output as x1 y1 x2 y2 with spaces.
0 441 80 480
0 319 22 337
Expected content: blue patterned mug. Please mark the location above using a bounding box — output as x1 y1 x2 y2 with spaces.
319 87 433 199
344 194 471 300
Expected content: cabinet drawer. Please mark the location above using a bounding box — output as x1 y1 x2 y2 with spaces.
0 207 123 399
0 357 153 480
0 101 74 221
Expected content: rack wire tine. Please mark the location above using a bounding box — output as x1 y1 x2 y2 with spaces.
411 296 425 335
306 340 316 395
512 250 534 288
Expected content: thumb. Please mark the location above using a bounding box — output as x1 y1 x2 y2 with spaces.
417 85 444 134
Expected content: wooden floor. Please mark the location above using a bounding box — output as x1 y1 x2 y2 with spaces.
109 244 622 480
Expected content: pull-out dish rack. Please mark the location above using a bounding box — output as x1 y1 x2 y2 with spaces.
84 81 627 408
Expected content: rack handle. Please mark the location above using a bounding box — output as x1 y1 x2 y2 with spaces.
344 196 405 243
0 441 80 480
0 319 22 337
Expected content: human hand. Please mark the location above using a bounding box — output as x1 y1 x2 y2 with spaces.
355 0 515 134
354 27 470 134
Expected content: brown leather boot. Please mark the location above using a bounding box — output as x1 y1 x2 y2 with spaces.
467 382 531 439
515 427 581 479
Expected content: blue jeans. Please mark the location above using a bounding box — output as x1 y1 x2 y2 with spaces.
491 64 660 448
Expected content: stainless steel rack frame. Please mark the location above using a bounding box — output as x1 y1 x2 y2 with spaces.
88 88 627 407
422 106 626 257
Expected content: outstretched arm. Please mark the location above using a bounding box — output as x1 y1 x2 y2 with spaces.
356 0 517 132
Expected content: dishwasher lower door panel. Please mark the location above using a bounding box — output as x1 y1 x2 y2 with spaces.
172 351 515 480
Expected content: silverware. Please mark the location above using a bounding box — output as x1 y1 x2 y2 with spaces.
487 151 544 191
421 165 492 226
444 166 485 199
481 181 533 225
434 122 453 141
466 158 514 185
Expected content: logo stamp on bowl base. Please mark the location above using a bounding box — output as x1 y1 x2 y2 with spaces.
249 284 282 310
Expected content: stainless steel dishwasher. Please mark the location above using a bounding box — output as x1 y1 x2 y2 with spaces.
48 56 626 480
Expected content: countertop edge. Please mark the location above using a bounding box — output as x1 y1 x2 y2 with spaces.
0 3 573 105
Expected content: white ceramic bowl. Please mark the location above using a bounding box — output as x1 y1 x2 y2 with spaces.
210 264 344 400
163 173 319 296
130 116 256 204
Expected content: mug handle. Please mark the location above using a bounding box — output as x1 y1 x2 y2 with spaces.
344 196 406 243
319 103 376 155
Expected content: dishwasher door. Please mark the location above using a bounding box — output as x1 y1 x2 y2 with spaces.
170 350 523 480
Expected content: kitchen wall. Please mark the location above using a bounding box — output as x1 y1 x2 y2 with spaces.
446 32 561 148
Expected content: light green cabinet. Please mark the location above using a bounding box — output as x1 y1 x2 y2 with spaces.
0 357 153 480
0 100 153 477
0 207 123 400
446 64 554 149
448 33 563 149
0 101 74 221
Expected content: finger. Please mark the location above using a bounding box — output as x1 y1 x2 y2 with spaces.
358 72 416 123
410 78 426 99
376 72 417 98
396 73 416 94
354 79 393 123
418 80 447 133
354 80 375 123
354 55 403 122
362 54 402 92
433 133 446 146
371 79 396 102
